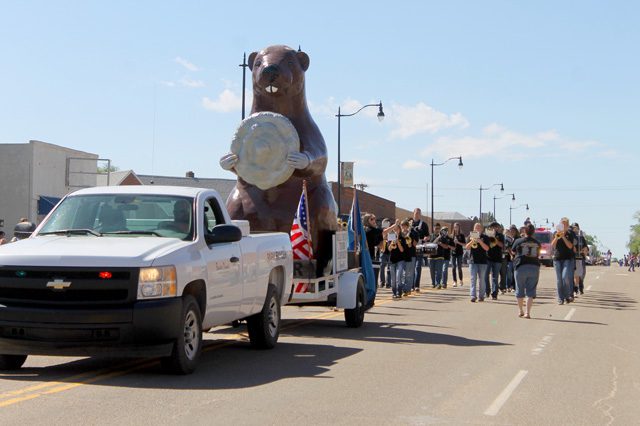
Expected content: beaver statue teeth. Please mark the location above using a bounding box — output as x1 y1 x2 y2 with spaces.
266 85 278 93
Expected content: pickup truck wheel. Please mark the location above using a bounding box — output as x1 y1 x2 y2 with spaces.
161 295 202 375
247 285 280 349
344 277 365 328
0 354 27 370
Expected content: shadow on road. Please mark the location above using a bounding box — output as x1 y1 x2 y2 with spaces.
0 340 362 389
280 319 510 348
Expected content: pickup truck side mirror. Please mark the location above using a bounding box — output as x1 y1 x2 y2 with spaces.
204 224 242 245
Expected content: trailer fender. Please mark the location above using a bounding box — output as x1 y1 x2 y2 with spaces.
336 271 361 309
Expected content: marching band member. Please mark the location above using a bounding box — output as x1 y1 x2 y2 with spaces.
412 208 430 291
484 222 505 300
466 223 490 302
387 220 406 299
400 219 418 295
429 223 446 289
572 223 589 295
451 223 466 287
439 226 455 289
511 223 541 318
552 217 576 305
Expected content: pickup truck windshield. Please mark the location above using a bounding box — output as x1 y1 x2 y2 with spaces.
38 194 195 240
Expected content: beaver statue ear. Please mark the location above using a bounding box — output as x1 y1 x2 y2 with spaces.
296 51 310 71
248 52 258 71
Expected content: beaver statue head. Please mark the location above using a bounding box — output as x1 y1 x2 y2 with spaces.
248 45 310 101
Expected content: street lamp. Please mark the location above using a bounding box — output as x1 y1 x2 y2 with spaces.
493 193 515 224
509 203 529 226
336 101 384 215
479 183 504 224
431 156 463 231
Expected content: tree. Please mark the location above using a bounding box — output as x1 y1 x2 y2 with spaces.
97 164 119 173
584 233 601 258
628 211 640 255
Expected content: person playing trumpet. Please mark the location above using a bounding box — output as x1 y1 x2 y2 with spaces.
387 220 406 299
466 222 491 302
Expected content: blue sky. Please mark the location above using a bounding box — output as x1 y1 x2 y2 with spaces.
1 1 638 256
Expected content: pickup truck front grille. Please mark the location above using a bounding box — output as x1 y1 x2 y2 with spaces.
0 267 138 307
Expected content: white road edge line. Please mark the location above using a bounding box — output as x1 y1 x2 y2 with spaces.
564 308 576 321
484 370 528 416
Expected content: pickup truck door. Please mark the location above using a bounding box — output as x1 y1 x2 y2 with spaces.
202 197 243 324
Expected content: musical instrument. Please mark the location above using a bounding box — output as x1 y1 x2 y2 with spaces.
555 223 565 238
417 243 438 256
469 231 480 249
486 229 497 248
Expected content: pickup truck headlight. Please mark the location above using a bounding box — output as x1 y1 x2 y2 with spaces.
137 266 177 299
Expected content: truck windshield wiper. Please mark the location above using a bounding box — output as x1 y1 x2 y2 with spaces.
101 230 162 237
39 229 102 237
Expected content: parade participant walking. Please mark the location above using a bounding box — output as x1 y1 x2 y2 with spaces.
504 225 518 292
429 223 446 288
451 223 466 287
387 220 405 299
364 213 384 287
400 219 418 294
439 226 455 289
629 254 636 272
484 222 504 300
552 217 576 305
379 219 392 288
572 223 589 295
411 208 430 291
511 223 541 318
466 223 490 302
0 231 7 245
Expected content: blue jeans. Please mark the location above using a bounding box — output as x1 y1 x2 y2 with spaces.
506 261 514 289
554 258 575 302
469 263 488 300
451 254 463 283
484 260 502 297
380 253 390 286
414 256 424 288
404 257 417 292
515 265 540 298
430 258 444 286
389 261 405 296
442 259 450 287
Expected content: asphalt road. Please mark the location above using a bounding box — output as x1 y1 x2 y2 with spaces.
0 265 638 425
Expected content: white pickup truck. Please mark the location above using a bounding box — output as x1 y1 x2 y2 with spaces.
0 186 292 374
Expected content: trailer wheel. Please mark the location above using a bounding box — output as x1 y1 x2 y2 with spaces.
344 277 365 328
161 295 202 375
0 355 27 370
247 284 280 349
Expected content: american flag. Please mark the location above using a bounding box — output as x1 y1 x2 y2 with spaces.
290 182 313 260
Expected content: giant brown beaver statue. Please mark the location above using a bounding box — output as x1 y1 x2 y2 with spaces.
220 45 338 273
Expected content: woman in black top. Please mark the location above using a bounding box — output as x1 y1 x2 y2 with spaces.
511 224 541 318
364 213 383 286
451 222 466 287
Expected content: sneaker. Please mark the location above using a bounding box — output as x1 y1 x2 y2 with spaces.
415 288 421 293
443 285 447 289
386 285 391 289
558 300 565 305
437 285 442 289
453 283 458 288
491 295 498 300
579 290 584 294
460 281 464 286
470 298 477 302
478 298 485 302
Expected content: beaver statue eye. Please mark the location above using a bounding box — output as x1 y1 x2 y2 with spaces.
254 60 262 67
288 61 294 66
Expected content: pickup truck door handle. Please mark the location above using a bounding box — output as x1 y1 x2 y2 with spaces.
230 256 240 263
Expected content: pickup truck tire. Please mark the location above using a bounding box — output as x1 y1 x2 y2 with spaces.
0 354 27 370
247 284 280 349
344 277 365 328
161 295 202 375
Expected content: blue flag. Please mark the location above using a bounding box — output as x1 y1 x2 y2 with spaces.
347 190 376 306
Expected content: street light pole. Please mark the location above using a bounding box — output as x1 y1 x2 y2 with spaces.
509 203 529 226
336 101 384 216
239 52 249 120
430 156 463 232
493 193 515 223
479 183 504 224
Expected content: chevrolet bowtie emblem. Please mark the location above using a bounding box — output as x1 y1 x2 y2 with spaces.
46 279 72 290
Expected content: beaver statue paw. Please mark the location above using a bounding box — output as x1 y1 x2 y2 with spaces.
286 152 310 170
219 153 239 171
